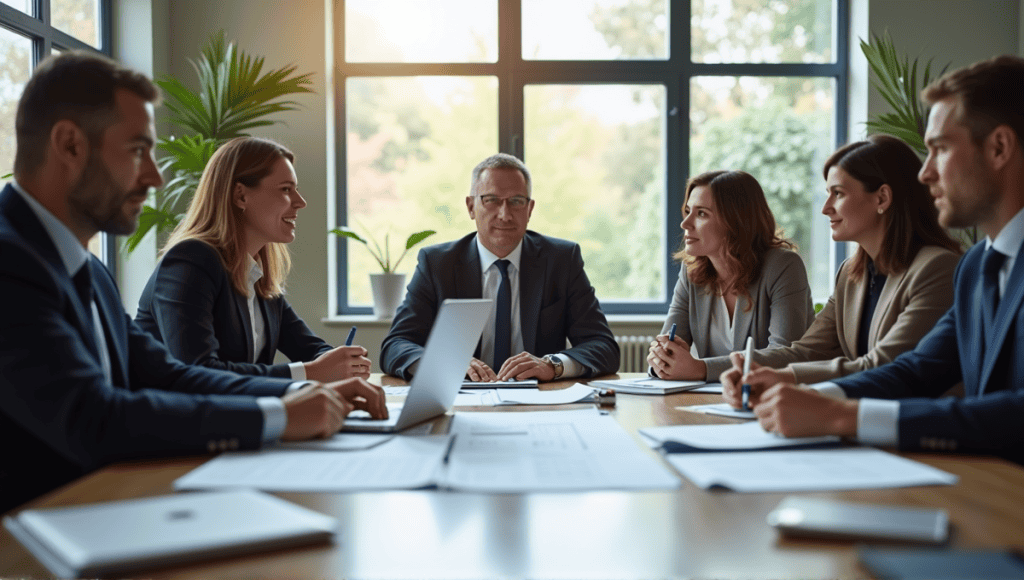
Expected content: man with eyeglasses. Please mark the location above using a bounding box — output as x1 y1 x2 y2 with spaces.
381 153 619 382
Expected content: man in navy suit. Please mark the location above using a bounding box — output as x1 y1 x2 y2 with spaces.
720 55 1024 464
380 153 619 382
0 52 386 513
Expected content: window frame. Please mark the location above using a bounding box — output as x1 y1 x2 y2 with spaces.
1 0 115 267
332 0 849 315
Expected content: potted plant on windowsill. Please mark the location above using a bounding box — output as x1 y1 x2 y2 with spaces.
330 227 436 319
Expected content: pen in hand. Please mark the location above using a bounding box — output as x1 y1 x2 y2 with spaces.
345 326 357 347
668 323 677 342
741 336 753 411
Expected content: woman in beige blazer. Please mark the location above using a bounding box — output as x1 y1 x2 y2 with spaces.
647 170 815 381
721 134 962 396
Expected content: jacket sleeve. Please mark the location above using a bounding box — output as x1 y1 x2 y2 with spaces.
275 297 334 365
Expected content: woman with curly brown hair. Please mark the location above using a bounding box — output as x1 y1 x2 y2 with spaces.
648 170 815 381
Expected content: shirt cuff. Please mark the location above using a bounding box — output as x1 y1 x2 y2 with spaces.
810 381 847 399
257 396 287 444
289 362 306 380
856 398 900 447
557 353 584 379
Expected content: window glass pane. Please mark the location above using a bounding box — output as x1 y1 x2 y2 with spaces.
690 76 834 302
523 0 668 60
51 0 100 48
346 76 498 306
87 234 103 259
345 0 496 63
1 1 33 15
525 84 666 302
1 26 32 179
692 0 833 63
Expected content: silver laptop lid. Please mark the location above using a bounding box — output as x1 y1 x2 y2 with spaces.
395 298 491 430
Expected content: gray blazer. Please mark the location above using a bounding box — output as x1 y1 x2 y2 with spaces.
660 247 815 379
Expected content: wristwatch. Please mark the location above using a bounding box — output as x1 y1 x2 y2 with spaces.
542 354 564 379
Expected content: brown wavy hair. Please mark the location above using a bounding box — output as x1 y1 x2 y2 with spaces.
823 135 961 283
162 137 294 299
672 170 794 309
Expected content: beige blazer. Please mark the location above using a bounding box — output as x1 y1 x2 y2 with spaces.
750 245 961 384
662 247 816 379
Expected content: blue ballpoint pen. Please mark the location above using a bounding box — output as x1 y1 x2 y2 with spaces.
345 326 357 346
668 322 677 342
741 336 753 411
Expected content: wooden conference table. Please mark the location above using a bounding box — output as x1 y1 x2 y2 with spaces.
3 374 1024 579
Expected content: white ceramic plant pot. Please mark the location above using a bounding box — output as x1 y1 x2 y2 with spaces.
369 273 406 320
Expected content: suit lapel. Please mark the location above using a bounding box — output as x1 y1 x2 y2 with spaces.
979 237 1024 393
89 258 129 386
457 239 484 357
869 267 907 349
0 187 96 349
693 289 713 354
233 289 256 363
732 293 753 349
518 234 543 354
841 272 868 356
260 298 277 364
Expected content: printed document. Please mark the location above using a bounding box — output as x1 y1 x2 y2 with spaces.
676 403 756 420
640 421 838 452
666 447 958 492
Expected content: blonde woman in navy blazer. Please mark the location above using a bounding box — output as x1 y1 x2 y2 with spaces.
137 137 371 381
648 170 815 381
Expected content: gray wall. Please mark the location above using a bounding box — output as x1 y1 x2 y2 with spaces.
116 0 1023 374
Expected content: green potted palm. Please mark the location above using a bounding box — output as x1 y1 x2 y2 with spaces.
330 226 435 319
124 30 314 253
860 31 975 247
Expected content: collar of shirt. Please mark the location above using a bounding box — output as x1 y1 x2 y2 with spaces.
246 254 264 293
10 180 90 276
475 235 523 275
985 205 1024 260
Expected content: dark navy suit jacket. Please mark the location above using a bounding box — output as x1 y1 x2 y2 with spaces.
0 184 292 513
135 239 332 376
834 238 1024 463
380 231 619 379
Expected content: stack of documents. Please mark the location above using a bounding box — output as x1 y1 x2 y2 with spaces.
456 383 605 406
175 409 680 493
639 423 957 492
589 376 710 394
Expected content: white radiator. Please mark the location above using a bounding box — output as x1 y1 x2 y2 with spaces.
615 335 654 373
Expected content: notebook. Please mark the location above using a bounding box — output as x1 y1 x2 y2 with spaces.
3 489 336 578
341 298 491 432
589 376 706 395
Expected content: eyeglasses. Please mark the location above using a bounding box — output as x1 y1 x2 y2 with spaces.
476 195 531 209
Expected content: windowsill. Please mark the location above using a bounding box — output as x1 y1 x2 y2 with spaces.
323 313 665 327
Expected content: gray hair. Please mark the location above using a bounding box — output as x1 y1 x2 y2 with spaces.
470 153 532 197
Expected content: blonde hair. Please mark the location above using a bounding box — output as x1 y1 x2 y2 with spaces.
163 137 294 299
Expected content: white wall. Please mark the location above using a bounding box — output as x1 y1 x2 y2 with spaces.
115 0 1022 372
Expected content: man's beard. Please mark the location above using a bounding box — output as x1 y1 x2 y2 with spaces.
67 152 148 236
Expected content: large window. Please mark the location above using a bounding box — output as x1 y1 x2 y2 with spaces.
334 0 847 314
1 0 112 262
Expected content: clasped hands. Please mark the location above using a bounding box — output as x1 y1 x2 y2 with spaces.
647 334 706 380
466 352 556 382
719 352 858 438
280 378 388 441
304 345 373 381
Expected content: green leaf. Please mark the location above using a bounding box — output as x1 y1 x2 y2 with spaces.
122 206 179 254
329 227 368 245
404 230 436 250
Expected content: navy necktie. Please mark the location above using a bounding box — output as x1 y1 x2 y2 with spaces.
494 259 512 371
981 247 1006 340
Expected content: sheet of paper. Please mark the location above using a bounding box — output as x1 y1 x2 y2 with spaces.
454 390 502 406
383 385 411 396
688 383 724 394
495 383 597 405
441 409 680 492
640 421 838 452
677 403 755 420
461 379 539 389
666 447 958 492
174 436 451 492
274 433 395 451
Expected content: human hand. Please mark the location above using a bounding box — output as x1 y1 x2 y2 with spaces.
719 351 796 409
304 345 372 381
280 382 351 440
497 352 556 382
754 383 858 438
324 377 388 420
466 357 498 382
647 334 706 380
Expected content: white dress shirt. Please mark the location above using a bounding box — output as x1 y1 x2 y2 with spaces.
475 235 581 378
814 206 1024 446
244 255 305 380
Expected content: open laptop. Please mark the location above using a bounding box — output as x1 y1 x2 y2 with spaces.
341 298 491 433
